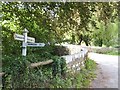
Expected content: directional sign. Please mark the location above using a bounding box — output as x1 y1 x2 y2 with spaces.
14 34 35 43
14 29 46 56
27 43 45 47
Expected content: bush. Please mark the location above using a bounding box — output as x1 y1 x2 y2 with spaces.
51 56 67 77
2 52 96 88
52 46 70 56
49 58 97 88
85 58 97 71
2 53 67 88
27 45 70 57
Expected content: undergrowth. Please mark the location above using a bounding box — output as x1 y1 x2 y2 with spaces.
2 53 97 88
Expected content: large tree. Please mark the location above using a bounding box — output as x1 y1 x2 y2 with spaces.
2 2 119 54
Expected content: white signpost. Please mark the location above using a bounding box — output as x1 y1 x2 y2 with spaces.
27 43 45 47
14 28 45 56
14 34 35 43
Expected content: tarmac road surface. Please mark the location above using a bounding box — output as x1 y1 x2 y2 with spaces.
88 53 118 88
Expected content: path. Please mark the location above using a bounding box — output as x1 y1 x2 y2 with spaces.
88 53 118 88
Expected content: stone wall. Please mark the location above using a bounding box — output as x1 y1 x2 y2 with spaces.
61 45 88 72
82 46 119 53
61 44 82 54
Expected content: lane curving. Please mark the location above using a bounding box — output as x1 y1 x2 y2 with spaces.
88 53 118 88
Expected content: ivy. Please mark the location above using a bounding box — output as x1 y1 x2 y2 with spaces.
51 56 67 77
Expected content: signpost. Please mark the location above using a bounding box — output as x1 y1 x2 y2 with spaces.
14 28 45 56
27 43 45 47
14 34 35 43
22 29 28 56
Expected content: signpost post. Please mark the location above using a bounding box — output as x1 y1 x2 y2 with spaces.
22 29 28 56
14 28 46 56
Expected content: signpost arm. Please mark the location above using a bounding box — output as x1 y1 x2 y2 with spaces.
22 28 28 56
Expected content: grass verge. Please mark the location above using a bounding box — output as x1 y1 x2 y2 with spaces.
49 58 97 88
104 50 120 56
96 50 120 56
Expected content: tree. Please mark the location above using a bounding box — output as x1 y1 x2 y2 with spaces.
2 2 119 55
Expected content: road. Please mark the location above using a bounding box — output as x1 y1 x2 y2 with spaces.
88 53 118 88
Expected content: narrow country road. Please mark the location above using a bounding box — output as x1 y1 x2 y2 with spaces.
88 53 118 88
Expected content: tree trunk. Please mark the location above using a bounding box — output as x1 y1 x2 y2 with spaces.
78 34 83 45
99 39 103 47
85 41 89 46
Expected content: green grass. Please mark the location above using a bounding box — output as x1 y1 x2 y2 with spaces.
93 48 120 56
51 58 97 88
105 50 120 56
97 50 120 56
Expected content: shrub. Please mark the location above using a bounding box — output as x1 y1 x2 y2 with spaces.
85 58 97 71
2 53 67 88
52 46 70 56
2 51 96 88
51 56 67 77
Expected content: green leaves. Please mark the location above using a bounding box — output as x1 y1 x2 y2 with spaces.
2 2 119 55
93 20 119 47
51 56 67 77
85 58 97 71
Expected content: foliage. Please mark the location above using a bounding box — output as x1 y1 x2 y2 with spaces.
90 47 120 56
2 53 67 88
2 2 119 56
92 19 119 47
2 54 53 88
1 1 118 88
2 44 70 88
50 58 97 88
104 50 120 56
52 45 70 56
45 58 97 88
27 45 70 57
51 56 67 77
2 53 97 88
85 58 97 71
95 49 120 56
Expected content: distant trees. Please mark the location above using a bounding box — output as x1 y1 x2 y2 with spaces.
92 2 118 47
92 20 118 47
